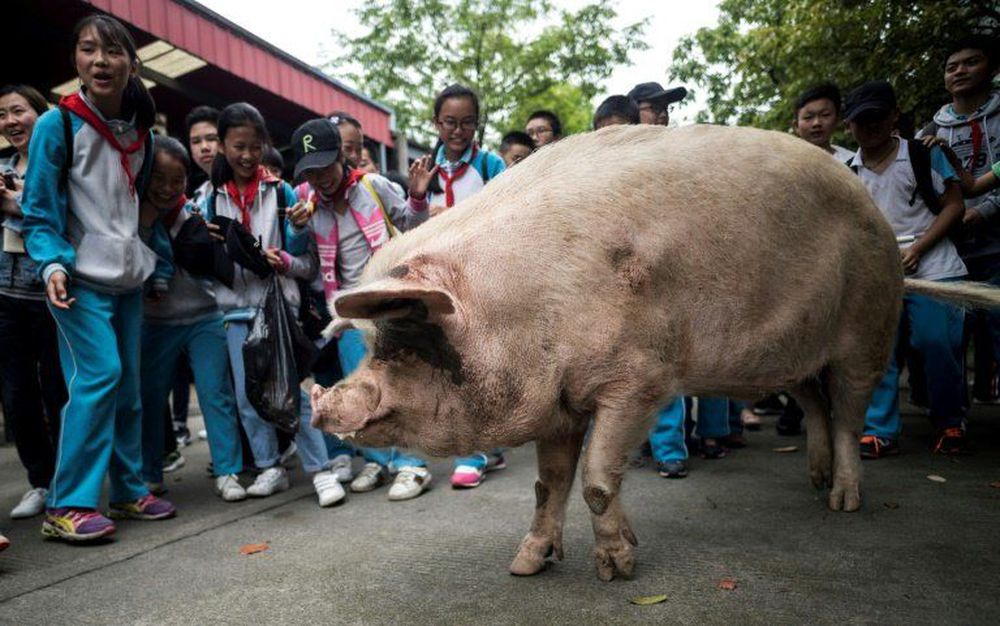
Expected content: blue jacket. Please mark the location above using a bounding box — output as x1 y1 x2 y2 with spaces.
20 92 163 294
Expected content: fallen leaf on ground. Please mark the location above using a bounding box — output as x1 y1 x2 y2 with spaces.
629 594 667 606
883 501 900 510
718 579 738 591
927 475 947 483
772 446 798 453
240 542 270 555
990 481 1000 489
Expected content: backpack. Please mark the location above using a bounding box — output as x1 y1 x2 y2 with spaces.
848 139 941 214
58 105 153 197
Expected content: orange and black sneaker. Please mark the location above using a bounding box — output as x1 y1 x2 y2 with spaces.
859 435 899 459
932 427 970 455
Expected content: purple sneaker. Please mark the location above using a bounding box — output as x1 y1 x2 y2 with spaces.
42 508 116 542
109 494 176 521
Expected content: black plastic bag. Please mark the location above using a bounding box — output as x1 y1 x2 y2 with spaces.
243 274 319 434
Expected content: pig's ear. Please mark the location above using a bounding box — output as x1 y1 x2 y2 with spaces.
333 279 456 320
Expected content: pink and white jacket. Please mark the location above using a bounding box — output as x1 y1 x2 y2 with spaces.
295 170 428 310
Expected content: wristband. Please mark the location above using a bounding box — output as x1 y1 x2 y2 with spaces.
992 160 1000 178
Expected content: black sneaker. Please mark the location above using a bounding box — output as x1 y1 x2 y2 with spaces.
775 398 804 436
700 439 727 460
753 394 786 416
859 435 899 459
932 428 971 455
656 460 688 478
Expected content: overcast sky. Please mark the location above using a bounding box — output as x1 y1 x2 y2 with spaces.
198 0 720 124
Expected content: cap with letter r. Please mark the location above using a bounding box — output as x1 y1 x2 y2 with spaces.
292 118 342 183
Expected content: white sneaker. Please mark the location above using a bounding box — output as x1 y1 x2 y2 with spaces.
279 441 298 469
163 451 186 473
388 467 432 501
313 471 346 507
329 454 354 482
11 487 47 519
197 429 208 440
349 462 385 493
246 466 290 497
215 474 247 502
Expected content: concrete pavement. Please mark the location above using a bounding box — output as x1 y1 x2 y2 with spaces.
1 405 999 625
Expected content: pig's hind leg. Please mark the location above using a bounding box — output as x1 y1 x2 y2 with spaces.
580 404 649 581
790 378 833 490
824 363 875 512
510 426 586 576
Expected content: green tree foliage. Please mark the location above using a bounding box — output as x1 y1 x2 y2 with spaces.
670 0 999 131
324 0 647 144
502 82 594 137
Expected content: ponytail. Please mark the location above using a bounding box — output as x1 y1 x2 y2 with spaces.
210 152 234 189
123 76 156 130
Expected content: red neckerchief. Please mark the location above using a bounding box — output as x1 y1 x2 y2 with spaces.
59 93 149 199
970 120 984 174
162 195 187 229
224 166 265 229
311 167 366 208
438 145 478 207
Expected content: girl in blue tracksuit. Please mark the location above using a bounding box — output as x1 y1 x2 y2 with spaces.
418 84 507 488
138 136 245 502
21 15 176 543
203 103 340 506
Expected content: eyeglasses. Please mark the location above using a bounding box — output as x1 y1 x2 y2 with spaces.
526 126 553 138
438 118 478 131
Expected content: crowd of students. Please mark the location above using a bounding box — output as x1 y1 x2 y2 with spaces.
0 14 996 553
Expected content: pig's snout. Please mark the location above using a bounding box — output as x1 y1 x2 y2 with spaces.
309 379 382 437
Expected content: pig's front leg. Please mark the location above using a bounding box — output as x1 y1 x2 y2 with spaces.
580 406 647 582
510 426 586 576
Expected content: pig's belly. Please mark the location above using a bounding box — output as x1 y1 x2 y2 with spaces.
655 290 846 394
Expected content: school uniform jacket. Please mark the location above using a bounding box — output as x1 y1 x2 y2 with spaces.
295 171 429 311
143 200 222 326
201 172 312 321
21 91 159 294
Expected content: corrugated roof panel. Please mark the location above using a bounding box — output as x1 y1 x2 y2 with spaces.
86 0 393 145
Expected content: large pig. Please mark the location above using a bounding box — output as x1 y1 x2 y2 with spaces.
310 124 995 581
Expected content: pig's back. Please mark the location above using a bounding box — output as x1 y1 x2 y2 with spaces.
367 125 900 394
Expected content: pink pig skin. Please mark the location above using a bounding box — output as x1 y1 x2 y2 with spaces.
310 124 988 581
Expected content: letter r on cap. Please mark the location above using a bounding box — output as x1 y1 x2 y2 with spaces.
303 134 315 153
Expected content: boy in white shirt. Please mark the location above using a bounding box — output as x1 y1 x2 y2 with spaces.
845 80 968 457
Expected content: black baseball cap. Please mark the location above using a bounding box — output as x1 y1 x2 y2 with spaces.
843 80 897 122
291 118 342 183
627 82 687 105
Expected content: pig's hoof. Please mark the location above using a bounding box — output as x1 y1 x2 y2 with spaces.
828 481 862 512
593 534 635 582
510 533 562 576
808 450 833 489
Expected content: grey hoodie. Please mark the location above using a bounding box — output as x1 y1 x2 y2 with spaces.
923 90 1000 261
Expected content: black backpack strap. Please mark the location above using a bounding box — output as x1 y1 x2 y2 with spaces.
907 140 942 214
274 181 288 250
209 187 220 221
918 120 939 139
136 132 154 200
478 152 490 184
58 106 73 193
